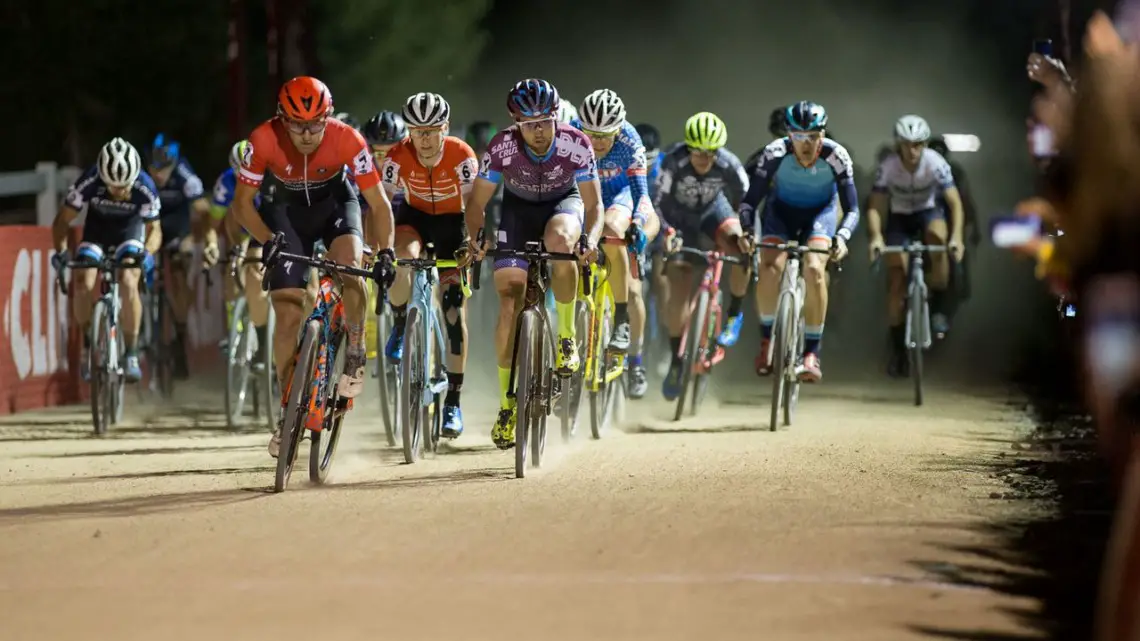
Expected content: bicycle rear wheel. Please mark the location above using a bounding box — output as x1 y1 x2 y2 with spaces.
910 287 925 407
531 330 552 469
674 290 708 421
154 292 175 400
561 303 589 443
275 320 319 493
514 312 541 478
769 295 791 432
400 307 427 464
310 331 347 483
225 297 252 428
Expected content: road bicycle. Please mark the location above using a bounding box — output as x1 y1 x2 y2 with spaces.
139 251 175 400
758 241 833 431
666 245 750 422
369 279 399 446
264 240 385 492
874 242 947 407
223 249 276 431
387 244 471 464
55 253 143 435
473 240 590 478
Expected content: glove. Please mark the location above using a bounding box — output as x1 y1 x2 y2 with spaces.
373 248 396 289
627 222 648 255
831 234 849 261
576 233 598 266
260 232 287 268
50 251 69 272
202 242 220 267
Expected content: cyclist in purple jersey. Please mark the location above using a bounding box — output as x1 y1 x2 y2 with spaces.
574 89 661 399
463 78 604 450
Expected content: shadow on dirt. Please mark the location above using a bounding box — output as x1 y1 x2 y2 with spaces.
0 404 270 442
0 486 267 525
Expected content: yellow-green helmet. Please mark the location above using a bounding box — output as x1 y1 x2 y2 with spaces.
683 112 728 151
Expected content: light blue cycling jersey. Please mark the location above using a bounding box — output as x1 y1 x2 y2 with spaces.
740 137 861 239
211 167 262 210
571 119 652 222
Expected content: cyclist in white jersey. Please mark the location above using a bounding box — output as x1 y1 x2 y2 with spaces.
866 115 965 377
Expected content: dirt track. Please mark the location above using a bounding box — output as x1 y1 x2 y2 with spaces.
0 370 1047 640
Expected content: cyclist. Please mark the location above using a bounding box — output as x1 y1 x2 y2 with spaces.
363 110 409 164
742 101 859 383
465 120 503 234
573 89 659 399
213 141 271 363
146 134 218 378
866 115 965 376
558 97 579 124
379 92 479 439
230 76 397 458
51 138 162 383
334 111 360 131
635 123 662 190
464 78 603 449
744 106 790 176
654 112 752 400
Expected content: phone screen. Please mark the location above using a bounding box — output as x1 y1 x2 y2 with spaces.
1033 39 1053 56
1032 123 1055 158
991 215 1042 247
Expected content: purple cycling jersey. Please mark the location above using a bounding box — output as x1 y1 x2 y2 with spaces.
477 123 598 202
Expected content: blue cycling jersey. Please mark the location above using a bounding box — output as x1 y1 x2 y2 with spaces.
740 137 861 239
571 119 652 222
153 158 205 222
64 166 162 223
212 167 262 210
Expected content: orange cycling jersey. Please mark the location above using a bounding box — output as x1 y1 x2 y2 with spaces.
380 136 478 214
238 118 381 204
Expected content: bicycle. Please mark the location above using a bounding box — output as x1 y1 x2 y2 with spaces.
387 244 471 464
873 242 947 407
472 240 590 478
55 254 142 435
666 244 751 422
370 280 399 446
758 241 833 431
139 251 175 400
223 248 277 431
263 242 385 493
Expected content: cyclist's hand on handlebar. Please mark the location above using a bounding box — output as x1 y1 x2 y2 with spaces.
373 247 397 289
831 234 849 262
732 233 754 255
260 232 287 268
868 235 885 262
576 233 598 266
50 251 68 272
626 221 648 255
202 241 220 268
464 229 487 263
663 227 683 255
948 235 965 263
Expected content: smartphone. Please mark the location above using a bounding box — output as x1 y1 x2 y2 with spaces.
1031 123 1055 158
1033 38 1053 56
991 214 1042 247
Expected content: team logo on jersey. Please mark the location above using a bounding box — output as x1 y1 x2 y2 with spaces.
241 142 254 168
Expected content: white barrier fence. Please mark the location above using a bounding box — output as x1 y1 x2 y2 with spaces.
0 163 83 226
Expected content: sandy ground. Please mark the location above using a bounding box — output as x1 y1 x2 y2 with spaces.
0 366 1048 641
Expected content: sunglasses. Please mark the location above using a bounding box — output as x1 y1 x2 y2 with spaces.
517 117 554 132
686 146 717 158
789 132 822 143
583 129 619 141
283 117 328 135
408 126 444 139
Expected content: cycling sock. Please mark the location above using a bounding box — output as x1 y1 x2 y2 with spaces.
726 295 744 318
498 366 512 407
629 353 642 367
889 324 905 350
760 315 775 340
930 291 945 316
556 300 576 338
445 372 463 406
255 325 268 352
391 304 408 329
804 324 824 356
669 336 682 366
614 302 629 324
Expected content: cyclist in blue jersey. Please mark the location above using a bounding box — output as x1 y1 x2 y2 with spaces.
51 138 163 383
147 134 218 378
574 90 660 398
741 101 860 383
635 123 662 192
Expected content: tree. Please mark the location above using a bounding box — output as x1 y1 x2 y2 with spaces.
314 0 492 119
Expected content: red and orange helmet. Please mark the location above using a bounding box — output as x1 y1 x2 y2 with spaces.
277 77 333 121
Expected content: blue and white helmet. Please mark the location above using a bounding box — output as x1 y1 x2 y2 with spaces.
786 101 828 132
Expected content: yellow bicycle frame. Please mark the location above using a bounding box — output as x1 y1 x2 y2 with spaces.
578 260 625 394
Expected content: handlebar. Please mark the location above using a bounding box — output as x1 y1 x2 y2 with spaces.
54 255 142 295
871 243 948 271
392 254 472 298
471 244 592 297
668 246 749 265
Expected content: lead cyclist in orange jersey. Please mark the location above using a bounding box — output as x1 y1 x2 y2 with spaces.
230 76 396 458
379 92 479 438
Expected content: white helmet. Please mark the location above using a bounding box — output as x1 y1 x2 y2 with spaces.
403 92 451 127
579 89 627 133
557 98 578 124
894 115 931 143
97 138 142 188
229 140 251 170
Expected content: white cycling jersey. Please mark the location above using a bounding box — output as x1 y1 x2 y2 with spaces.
871 147 955 214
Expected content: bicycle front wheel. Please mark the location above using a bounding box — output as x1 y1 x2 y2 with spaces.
275 320 320 493
910 287 925 407
514 311 541 478
769 295 791 432
400 307 426 464
691 289 719 417
260 305 278 433
90 300 110 436
674 289 708 421
375 304 399 447
225 297 252 428
589 297 614 438
561 303 589 443
310 331 347 484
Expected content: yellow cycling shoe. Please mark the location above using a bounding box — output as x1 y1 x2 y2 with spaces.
491 405 517 450
555 337 580 375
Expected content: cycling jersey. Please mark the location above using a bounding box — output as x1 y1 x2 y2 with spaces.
741 137 860 241
212 168 262 211
380 136 478 214
571 119 652 221
653 143 748 249
239 118 380 205
151 158 204 243
65 166 161 252
871 148 955 214
478 123 598 202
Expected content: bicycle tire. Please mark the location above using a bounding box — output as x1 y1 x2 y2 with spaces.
531 330 551 470
90 300 109 436
225 297 252 428
561 303 589 443
770 295 791 432
275 320 320 493
691 289 718 417
375 305 399 447
310 331 347 484
784 282 805 427
910 286 925 407
109 307 125 427
674 290 708 421
154 293 175 400
590 297 614 438
425 316 445 456
261 305 278 433
400 307 426 464
514 312 539 478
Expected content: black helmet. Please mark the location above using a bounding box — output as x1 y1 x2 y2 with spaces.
928 135 949 158
363 111 408 145
786 101 828 132
334 112 360 130
768 107 788 138
634 123 660 151
466 121 496 150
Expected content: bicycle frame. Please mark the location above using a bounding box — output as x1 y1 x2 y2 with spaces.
878 243 948 352
671 247 737 374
